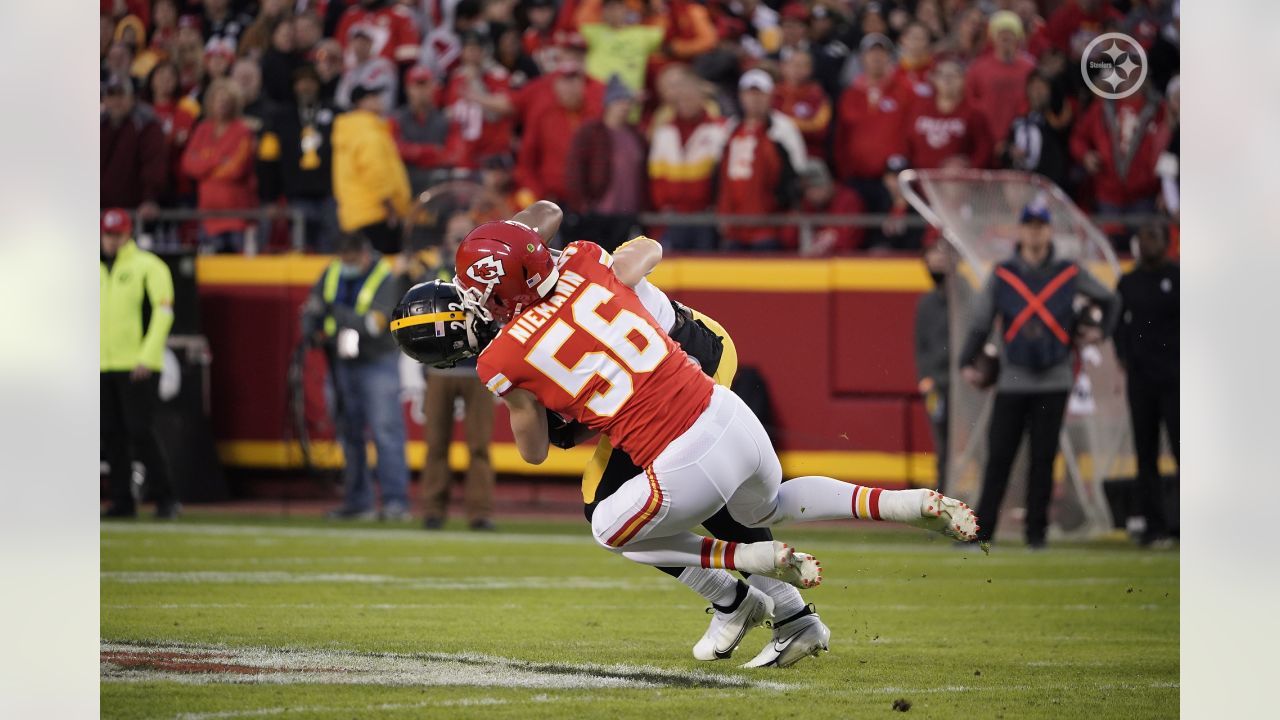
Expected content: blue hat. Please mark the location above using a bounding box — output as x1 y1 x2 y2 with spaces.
1019 201 1051 224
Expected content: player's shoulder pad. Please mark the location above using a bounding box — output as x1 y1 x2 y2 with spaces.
564 241 613 268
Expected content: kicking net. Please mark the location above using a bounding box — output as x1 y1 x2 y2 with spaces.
899 169 1129 539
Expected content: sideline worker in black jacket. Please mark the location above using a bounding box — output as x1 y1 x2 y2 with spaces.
1115 224 1179 547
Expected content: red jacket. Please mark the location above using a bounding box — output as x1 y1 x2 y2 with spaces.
774 81 831 161
905 97 993 170
515 98 602 201
181 119 257 235
336 4 421 64
717 119 788 245
835 74 911 181
443 66 515 168
1040 0 1124 59
965 51 1035 149
1070 95 1165 208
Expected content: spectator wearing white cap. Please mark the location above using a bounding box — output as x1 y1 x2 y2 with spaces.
716 69 806 252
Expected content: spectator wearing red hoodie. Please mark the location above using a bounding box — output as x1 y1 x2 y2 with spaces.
144 62 199 205
442 30 515 169
181 79 257 252
717 69 806 252
965 11 1035 158
1070 92 1166 217
336 0 422 66
834 33 911 216
523 0 560 73
784 160 866 255
906 56 993 170
514 59 602 206
774 48 831 161
388 65 453 193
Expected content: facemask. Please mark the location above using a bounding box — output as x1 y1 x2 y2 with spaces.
929 271 946 287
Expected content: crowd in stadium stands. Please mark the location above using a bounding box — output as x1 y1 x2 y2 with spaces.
101 0 1180 254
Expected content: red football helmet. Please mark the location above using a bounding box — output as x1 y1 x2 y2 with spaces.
454 220 559 323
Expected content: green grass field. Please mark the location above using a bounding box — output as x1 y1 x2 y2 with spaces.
101 514 1178 719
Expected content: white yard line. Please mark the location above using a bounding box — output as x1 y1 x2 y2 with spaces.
101 642 795 692
100 571 674 591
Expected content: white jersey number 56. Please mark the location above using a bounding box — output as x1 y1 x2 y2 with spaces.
525 283 666 417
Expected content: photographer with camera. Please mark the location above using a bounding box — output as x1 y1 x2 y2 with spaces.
959 201 1119 549
301 233 409 521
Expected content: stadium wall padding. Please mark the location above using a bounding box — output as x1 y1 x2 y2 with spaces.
195 255 939 488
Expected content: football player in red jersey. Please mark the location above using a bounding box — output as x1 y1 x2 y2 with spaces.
393 201 979 661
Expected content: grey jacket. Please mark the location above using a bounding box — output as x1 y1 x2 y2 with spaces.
961 249 1119 393
914 286 950 389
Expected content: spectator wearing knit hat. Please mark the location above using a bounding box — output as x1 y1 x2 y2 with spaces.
564 75 647 252
965 11 1035 159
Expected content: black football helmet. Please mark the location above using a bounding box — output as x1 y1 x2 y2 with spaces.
390 280 498 368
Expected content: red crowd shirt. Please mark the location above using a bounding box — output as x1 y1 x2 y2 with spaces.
336 4 422 64
1039 0 1124 60
782 186 867 253
443 66 515 167
510 74 607 127
834 73 911 180
965 51 1035 145
180 119 257 235
1069 95 1166 207
474 241 714 469
773 81 831 160
515 98 602 201
905 97 993 169
717 119 786 245
152 97 200 196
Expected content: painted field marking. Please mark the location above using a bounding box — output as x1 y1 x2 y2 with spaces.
101 642 795 691
100 571 675 592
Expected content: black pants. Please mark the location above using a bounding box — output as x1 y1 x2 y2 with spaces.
1127 374 1179 540
101 372 174 511
926 386 950 494
975 391 1069 544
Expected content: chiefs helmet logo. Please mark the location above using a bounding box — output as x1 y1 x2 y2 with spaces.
466 255 506 284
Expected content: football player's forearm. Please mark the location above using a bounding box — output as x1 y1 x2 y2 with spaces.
612 236 662 287
511 201 562 243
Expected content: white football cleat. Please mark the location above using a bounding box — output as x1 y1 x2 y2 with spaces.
734 541 823 589
692 585 774 661
741 607 831 669
908 490 980 542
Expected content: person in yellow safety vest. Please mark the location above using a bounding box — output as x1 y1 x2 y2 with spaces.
300 233 411 521
100 209 180 519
